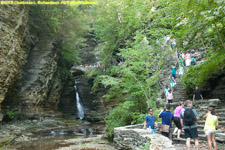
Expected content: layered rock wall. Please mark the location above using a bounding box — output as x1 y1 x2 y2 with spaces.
0 5 68 120
0 5 30 119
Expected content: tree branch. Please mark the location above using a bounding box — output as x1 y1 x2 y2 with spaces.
214 22 225 49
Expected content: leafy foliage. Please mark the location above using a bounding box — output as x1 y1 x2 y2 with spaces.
93 0 173 139
29 4 90 65
6 111 17 119
181 53 225 92
91 0 225 139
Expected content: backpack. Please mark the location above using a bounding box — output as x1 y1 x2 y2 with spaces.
183 108 196 126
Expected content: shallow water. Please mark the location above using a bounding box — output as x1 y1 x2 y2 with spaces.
7 123 109 150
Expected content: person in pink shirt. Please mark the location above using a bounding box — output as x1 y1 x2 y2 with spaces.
173 101 185 139
185 51 191 66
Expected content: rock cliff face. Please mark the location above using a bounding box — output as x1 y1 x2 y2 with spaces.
0 5 30 120
206 74 225 102
0 5 68 120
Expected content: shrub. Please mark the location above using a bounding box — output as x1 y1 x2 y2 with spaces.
181 53 225 93
6 111 17 119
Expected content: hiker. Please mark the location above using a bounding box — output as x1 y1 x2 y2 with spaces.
173 101 184 139
179 56 184 67
185 51 191 67
177 51 181 59
142 36 149 46
203 107 219 150
179 66 184 75
144 108 157 134
166 89 173 103
193 86 203 102
182 52 186 66
191 57 196 65
171 64 177 79
171 39 176 49
158 104 174 139
169 74 176 91
180 100 199 150
166 35 170 43
164 86 170 97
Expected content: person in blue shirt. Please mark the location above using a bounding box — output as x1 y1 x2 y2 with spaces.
164 86 170 97
144 108 157 134
158 104 174 139
171 64 177 79
191 57 196 65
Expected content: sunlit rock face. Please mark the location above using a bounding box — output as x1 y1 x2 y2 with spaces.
0 5 67 120
0 5 30 120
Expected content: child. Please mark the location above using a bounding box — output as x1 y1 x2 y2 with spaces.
144 108 157 134
169 74 176 90
164 86 170 97
179 66 184 75
166 90 173 103
203 107 219 150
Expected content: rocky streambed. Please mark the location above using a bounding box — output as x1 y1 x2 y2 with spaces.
0 113 113 150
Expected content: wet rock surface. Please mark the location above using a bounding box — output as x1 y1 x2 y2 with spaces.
0 115 111 150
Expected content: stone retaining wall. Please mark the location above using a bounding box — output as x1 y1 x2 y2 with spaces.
114 124 175 150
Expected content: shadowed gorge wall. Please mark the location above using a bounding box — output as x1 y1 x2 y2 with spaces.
0 5 70 120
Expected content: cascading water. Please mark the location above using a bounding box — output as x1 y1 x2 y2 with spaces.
74 83 84 120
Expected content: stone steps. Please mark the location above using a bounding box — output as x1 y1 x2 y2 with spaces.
215 108 225 112
197 121 225 125
217 116 225 120
172 129 225 143
197 124 224 129
216 133 225 142
172 138 204 144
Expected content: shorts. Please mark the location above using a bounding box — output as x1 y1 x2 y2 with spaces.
170 83 175 87
184 127 198 139
172 74 176 79
161 129 172 139
174 117 181 129
205 130 215 136
168 100 173 103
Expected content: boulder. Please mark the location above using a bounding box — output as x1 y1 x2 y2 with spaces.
72 69 84 77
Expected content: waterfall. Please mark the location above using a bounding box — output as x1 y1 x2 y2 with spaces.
74 83 84 120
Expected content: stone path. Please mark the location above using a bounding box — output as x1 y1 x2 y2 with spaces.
114 124 175 150
174 143 225 150
157 39 225 149
170 99 225 144
149 134 175 150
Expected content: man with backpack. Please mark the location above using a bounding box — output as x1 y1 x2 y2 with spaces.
180 100 199 150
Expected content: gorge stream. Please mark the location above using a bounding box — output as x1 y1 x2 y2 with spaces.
1 79 112 150
0 5 113 149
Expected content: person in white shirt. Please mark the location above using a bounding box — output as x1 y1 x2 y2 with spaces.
166 89 173 103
